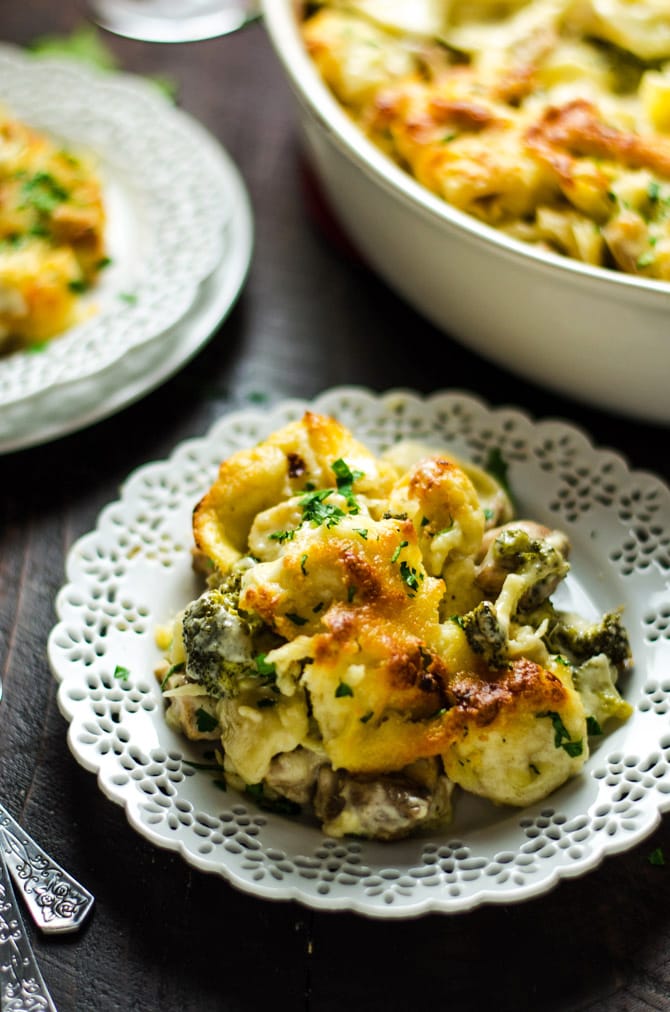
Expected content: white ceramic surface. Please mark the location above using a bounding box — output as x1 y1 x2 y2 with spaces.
0 45 234 412
0 160 253 454
262 2 670 424
49 388 670 918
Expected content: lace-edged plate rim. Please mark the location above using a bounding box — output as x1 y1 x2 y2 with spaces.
0 43 233 407
48 387 670 918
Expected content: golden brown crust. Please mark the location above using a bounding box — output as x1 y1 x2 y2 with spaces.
525 99 670 184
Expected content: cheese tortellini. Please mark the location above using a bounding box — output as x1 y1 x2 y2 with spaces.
158 413 632 841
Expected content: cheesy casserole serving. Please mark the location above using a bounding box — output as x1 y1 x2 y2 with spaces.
302 0 670 279
159 412 632 841
0 107 106 353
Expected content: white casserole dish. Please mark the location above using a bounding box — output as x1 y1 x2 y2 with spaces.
262 1 670 423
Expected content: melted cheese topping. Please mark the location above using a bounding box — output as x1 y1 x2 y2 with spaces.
162 412 632 839
303 1 670 279
0 108 106 352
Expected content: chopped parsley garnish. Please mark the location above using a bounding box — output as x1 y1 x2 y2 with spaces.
391 540 408 563
485 447 514 504
19 171 69 215
113 664 130 681
286 612 308 626
118 292 138 305
255 654 276 678
335 681 354 698
360 711 374 724
529 763 541 776
436 518 454 535
537 710 583 756
195 707 218 733
68 279 88 293
399 560 422 595
300 553 309 575
347 585 357 602
97 255 113 270
269 529 295 543
649 847 666 867
332 458 363 513
421 516 430 527
586 716 602 736
648 181 662 204
160 661 185 690
300 488 345 528
312 601 325 613
245 782 301 815
354 528 368 539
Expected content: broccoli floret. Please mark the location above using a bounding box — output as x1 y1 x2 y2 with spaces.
544 610 631 668
490 527 569 612
460 601 508 669
181 566 280 698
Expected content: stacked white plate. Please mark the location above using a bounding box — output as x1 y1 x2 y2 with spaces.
0 44 253 453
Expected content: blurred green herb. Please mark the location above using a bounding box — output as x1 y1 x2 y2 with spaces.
28 24 178 101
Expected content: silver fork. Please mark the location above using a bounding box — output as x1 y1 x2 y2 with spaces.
0 840 58 1011
0 678 94 934
0 809 94 935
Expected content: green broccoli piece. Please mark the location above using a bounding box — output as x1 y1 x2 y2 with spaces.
181 566 280 698
490 527 569 612
460 601 508 669
545 610 631 668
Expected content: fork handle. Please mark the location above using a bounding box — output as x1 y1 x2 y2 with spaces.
0 804 94 935
0 846 58 1011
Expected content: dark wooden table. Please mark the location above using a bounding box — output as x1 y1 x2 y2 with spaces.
2 4 670 1010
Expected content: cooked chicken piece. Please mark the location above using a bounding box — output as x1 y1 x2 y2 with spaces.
264 747 325 806
313 758 453 840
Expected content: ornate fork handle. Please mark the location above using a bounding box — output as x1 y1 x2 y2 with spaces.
0 804 94 935
0 846 58 1011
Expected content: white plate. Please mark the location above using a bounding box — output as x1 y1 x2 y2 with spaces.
0 44 235 417
48 388 670 918
0 164 253 454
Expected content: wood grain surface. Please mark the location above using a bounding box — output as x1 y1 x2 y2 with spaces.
1 4 670 1010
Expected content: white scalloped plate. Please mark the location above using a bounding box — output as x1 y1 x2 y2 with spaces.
48 388 670 918
0 44 234 412
0 163 252 454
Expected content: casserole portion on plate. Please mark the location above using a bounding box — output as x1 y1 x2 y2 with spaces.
158 410 632 840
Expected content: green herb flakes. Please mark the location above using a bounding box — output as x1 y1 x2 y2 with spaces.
391 540 408 564
160 661 185 690
332 457 363 513
113 665 130 681
485 447 514 503
255 654 276 677
536 710 583 756
19 171 69 215
195 708 218 733
649 847 666 867
335 681 354 698
586 715 602 736
269 529 295 543
399 560 422 595
300 488 345 528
